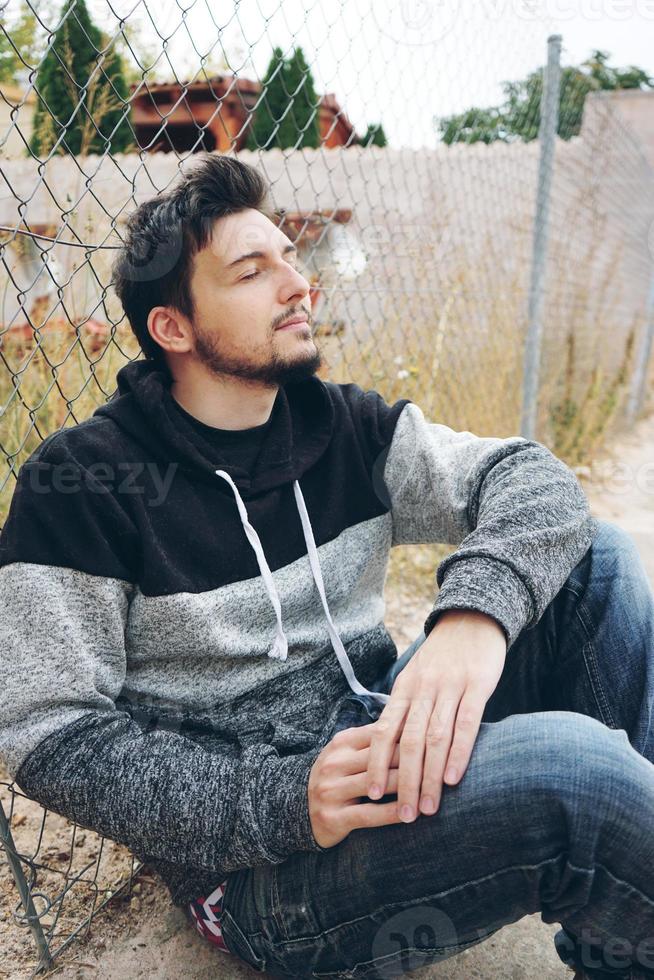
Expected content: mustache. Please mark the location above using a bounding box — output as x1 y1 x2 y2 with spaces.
272 306 313 330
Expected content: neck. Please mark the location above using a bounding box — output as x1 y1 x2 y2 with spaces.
169 365 278 431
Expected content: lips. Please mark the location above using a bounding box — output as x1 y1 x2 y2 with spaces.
276 314 309 330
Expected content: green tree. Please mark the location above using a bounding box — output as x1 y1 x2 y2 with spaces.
439 106 509 145
360 122 388 147
247 46 287 150
29 0 133 157
0 1 40 85
282 46 319 148
247 45 319 150
438 49 653 145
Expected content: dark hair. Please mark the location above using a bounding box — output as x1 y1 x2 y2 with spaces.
112 153 273 371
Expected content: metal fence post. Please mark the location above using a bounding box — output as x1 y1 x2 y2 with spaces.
521 34 562 440
0 799 53 973
626 270 654 422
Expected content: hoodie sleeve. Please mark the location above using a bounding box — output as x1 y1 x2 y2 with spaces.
371 398 599 652
0 437 329 877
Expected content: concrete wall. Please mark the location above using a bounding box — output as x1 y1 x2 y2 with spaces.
0 89 652 436
587 89 654 169
0 84 35 160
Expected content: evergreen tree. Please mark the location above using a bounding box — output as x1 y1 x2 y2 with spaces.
29 0 133 157
281 46 319 148
247 45 319 150
247 46 288 150
361 123 387 147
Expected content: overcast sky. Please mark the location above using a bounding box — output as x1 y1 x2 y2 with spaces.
75 0 654 148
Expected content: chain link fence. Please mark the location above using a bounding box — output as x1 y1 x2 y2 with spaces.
1 1 654 974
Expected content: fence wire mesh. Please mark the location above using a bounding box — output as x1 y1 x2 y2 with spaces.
1 0 654 974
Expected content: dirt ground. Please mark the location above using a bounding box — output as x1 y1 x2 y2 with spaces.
1 406 653 980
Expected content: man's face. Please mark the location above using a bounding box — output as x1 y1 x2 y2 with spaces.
185 208 322 386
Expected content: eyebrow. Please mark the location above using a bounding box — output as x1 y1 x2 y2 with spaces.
225 242 297 269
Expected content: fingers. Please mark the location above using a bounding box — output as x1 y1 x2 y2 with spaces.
387 742 401 770
406 692 457 818
363 695 411 804
331 723 382 750
331 718 404 779
340 766 401 802
441 691 486 787
331 730 401 775
334 689 484 821
351 800 403 829
359 741 401 773
418 691 484 814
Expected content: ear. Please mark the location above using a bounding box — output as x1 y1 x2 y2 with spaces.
147 306 193 357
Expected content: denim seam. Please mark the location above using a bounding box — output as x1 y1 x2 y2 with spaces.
561 580 584 600
557 576 617 728
275 853 570 947
567 857 654 908
574 598 618 729
220 908 266 969
311 930 497 979
271 852 654 950
272 859 288 942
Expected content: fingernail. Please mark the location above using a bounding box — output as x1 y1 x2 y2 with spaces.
368 784 381 799
420 796 435 814
445 766 458 783
400 804 415 822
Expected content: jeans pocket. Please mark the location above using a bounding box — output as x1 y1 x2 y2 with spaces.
220 908 268 972
219 869 271 972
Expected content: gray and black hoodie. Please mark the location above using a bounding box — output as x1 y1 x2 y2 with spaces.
0 359 598 907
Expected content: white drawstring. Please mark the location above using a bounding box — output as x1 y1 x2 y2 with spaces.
292 480 390 705
215 469 390 706
215 470 288 662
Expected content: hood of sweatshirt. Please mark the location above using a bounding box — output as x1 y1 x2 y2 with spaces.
92 358 390 703
93 358 336 499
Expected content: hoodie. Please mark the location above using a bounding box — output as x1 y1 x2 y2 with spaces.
0 360 599 907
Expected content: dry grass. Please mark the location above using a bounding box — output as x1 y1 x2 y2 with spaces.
0 255 651 978
1 237 647 599
0 322 143 525
315 248 644 597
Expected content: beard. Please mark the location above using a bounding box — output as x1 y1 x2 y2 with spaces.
191 322 323 387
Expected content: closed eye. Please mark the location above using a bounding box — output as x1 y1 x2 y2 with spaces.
239 256 299 282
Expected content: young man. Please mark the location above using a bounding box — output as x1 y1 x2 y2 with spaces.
1 153 653 980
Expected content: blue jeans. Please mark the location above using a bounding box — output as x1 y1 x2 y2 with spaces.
218 520 654 979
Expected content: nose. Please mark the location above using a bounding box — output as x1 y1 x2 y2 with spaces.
278 262 311 306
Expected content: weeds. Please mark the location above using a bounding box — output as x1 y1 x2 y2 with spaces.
0 234 649 599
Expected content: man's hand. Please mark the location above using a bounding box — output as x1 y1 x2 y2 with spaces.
365 610 507 822
308 725 405 848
